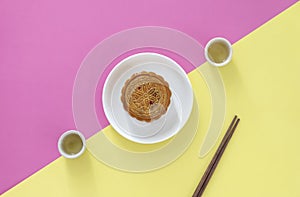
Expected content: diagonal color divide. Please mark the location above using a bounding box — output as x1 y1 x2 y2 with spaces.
72 26 226 170
0 0 297 194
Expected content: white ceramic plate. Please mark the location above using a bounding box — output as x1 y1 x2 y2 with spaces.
102 52 193 144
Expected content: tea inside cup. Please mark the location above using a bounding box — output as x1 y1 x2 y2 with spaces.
58 130 86 159
205 37 232 67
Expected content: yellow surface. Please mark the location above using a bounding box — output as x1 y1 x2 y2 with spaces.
3 2 300 196
83 62 226 172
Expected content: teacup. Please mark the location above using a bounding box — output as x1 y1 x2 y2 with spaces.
204 37 233 67
57 130 86 159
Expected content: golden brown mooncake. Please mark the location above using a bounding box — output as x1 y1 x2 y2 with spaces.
121 71 172 122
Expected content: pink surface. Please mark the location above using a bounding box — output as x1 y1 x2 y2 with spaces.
0 0 297 194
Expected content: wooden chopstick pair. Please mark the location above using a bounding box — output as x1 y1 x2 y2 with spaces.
192 115 240 197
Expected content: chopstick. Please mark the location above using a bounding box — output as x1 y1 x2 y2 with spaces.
192 115 240 197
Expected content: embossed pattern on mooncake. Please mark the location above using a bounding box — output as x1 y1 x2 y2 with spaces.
121 71 171 122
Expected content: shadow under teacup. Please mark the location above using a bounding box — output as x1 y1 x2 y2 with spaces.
204 37 233 67
58 130 86 159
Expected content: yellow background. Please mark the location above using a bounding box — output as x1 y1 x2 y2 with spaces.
3 2 300 196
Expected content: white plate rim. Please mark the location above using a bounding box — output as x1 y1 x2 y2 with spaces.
102 52 194 144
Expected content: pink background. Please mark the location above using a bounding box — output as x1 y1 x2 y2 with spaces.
0 0 297 194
